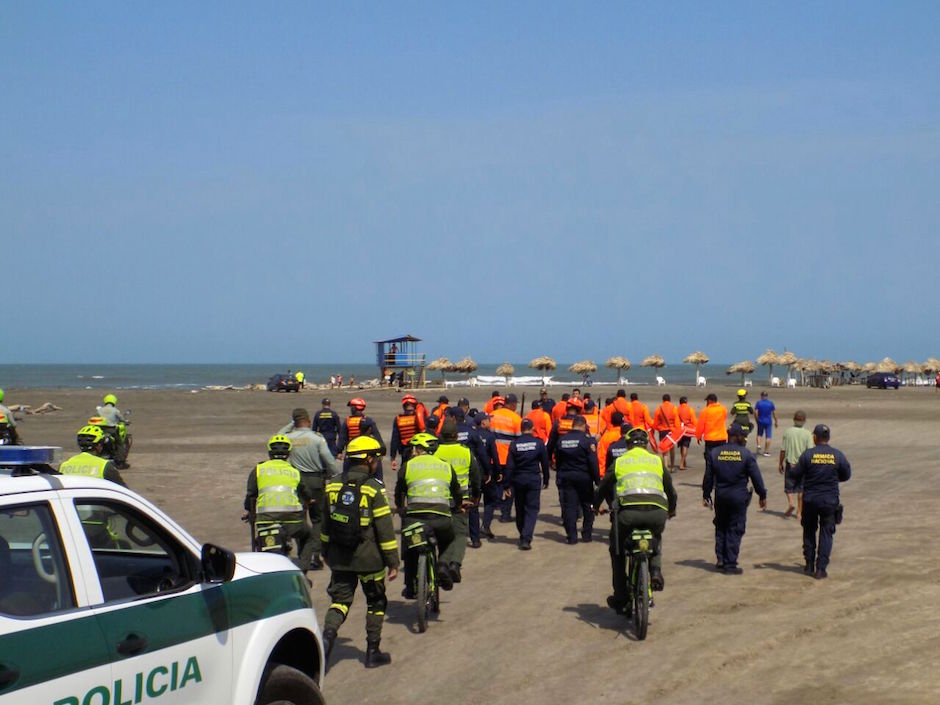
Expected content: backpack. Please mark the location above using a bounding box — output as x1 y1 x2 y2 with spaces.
328 476 364 549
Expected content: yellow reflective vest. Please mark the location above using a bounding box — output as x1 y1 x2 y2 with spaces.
255 459 303 515
614 448 668 510
404 454 453 515
59 452 109 479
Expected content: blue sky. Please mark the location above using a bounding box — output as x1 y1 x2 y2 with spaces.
2 2 938 364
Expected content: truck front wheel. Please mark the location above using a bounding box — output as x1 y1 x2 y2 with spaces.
256 664 325 705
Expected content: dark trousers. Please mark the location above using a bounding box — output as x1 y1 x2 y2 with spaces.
482 479 502 530
323 569 388 642
714 494 749 567
704 440 723 460
467 505 481 543
802 498 838 571
512 475 542 543
609 507 668 607
299 474 326 555
557 474 595 541
498 467 513 519
323 433 339 457
401 513 455 589
255 512 315 571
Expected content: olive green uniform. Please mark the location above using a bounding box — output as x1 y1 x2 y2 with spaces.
731 400 755 435
278 423 338 555
434 441 482 567
321 467 399 642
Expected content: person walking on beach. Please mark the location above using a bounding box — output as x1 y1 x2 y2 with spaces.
597 411 626 478
538 388 556 416
469 412 498 542
703 423 767 573
653 394 681 470
552 415 600 544
730 389 756 437
433 418 481 582
676 396 697 471
278 408 338 571
490 393 522 523
696 393 728 458
313 398 341 456
791 424 851 579
320 436 399 669
503 418 550 550
338 398 386 479
754 391 778 456
628 392 654 434
525 399 552 443
778 410 813 518
390 395 426 471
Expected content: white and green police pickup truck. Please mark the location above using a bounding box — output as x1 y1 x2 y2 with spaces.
0 460 325 705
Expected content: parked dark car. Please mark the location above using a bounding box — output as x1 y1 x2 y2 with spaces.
267 373 301 392
866 372 900 389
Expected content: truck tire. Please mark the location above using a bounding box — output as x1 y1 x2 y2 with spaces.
256 664 325 705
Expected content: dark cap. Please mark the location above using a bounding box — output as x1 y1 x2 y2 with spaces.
813 424 830 439
505 393 518 404
728 422 746 437
321 398 331 405
474 412 491 425
705 393 718 402
437 395 449 403
441 418 458 439
520 418 534 432
451 407 465 420
572 414 587 427
457 397 469 406
292 408 310 422
620 422 633 434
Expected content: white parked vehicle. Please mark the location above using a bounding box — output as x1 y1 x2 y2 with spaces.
0 453 325 705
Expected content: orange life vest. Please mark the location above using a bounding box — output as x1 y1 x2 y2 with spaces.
395 413 422 446
346 416 363 440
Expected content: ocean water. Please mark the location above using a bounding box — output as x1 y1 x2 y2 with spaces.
0 363 743 390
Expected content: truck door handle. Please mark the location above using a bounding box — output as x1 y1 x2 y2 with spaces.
116 634 148 655
0 665 21 689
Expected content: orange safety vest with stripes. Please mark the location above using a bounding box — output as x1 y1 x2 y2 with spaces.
395 413 424 447
490 408 522 465
346 416 363 440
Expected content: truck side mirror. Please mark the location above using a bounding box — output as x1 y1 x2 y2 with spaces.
201 543 235 583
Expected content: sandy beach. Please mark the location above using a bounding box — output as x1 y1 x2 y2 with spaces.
7 383 940 705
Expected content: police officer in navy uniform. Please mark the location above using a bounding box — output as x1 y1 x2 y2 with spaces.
550 415 600 544
703 423 767 574
791 424 851 579
503 418 550 550
470 413 501 540
313 398 341 456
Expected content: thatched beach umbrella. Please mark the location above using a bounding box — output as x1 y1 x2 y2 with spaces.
496 362 515 386
876 357 900 374
778 351 798 382
902 360 923 384
756 349 781 383
427 356 452 385
684 351 709 382
451 356 478 376
529 356 557 385
923 357 940 374
726 360 755 387
605 356 632 382
641 354 666 369
569 360 598 384
862 361 877 373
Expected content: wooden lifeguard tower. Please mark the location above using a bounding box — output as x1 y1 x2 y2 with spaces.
374 334 426 388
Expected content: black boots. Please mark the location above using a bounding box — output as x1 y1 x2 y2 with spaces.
322 628 337 662
365 640 391 668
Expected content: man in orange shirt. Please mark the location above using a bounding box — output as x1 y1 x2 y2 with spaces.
490 393 523 523
653 394 682 470
676 395 697 471
612 389 631 418
483 391 502 415
583 399 606 439
695 392 728 459
525 400 552 443
551 393 570 422
597 411 626 478
628 393 654 433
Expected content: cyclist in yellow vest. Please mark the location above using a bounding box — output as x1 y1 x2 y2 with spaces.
244 435 315 571
59 425 127 486
433 418 482 583
394 432 462 598
594 427 676 617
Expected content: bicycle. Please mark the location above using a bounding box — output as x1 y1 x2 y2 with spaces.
401 519 440 633
625 528 655 640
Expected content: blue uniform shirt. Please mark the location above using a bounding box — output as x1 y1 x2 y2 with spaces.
703 442 767 502
605 438 629 471
505 433 550 486
469 426 499 481
755 399 775 424
554 429 599 483
792 443 851 503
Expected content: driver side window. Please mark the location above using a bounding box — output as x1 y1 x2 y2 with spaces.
73 501 196 603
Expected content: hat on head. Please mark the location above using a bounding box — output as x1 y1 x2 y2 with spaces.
292 408 310 422
457 397 470 406
321 398 331 405
437 395 449 403
728 422 746 437
505 393 518 404
813 424 830 440
451 407 465 420
520 418 534 432
474 412 491 425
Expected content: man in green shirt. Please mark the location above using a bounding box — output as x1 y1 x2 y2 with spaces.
778 410 813 519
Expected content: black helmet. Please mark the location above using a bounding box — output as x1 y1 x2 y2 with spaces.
625 427 649 448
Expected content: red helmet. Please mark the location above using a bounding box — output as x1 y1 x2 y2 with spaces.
401 394 417 406
348 398 366 410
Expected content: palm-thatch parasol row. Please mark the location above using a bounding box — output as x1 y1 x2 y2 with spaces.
569 360 597 382
641 354 665 369
683 351 709 381
496 362 515 385
726 360 755 386
450 357 478 374
528 356 557 371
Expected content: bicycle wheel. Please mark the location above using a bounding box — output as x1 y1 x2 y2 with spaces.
429 552 440 614
634 557 650 640
416 553 430 633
